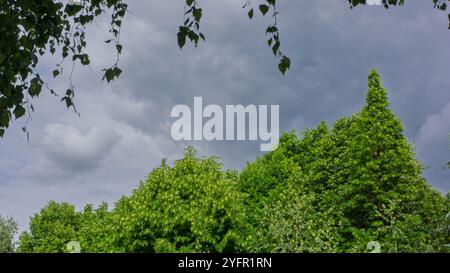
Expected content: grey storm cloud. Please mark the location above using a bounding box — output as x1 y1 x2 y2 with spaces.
37 124 120 173
0 0 449 231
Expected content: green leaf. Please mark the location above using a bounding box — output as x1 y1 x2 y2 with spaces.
278 56 291 75
272 41 280 56
266 25 278 33
29 77 42 97
116 44 123 54
193 8 202 22
102 66 122 82
14 105 26 119
0 113 10 127
259 4 269 16
0 53 6 64
113 66 122 78
177 32 186 49
53 69 60 78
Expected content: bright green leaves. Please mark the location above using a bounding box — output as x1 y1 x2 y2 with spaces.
17 148 247 253
365 70 390 111
97 147 246 253
18 202 81 253
239 71 449 253
17 201 111 253
323 70 448 252
15 74 450 253
177 0 205 49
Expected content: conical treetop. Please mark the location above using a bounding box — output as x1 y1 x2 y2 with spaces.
366 70 389 110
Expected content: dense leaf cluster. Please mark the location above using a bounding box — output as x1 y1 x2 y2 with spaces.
16 71 449 253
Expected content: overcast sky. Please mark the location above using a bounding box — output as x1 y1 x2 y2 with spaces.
1 0 449 231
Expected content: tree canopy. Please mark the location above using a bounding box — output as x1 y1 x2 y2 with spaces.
237 72 449 253
17 71 450 253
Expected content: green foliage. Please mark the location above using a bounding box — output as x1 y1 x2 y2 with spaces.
17 201 111 253
96 148 246 253
0 215 18 253
18 201 81 252
18 71 450 253
177 0 205 49
321 71 449 252
29 148 247 253
239 70 449 252
178 0 291 75
0 0 127 137
248 175 340 252
77 202 111 252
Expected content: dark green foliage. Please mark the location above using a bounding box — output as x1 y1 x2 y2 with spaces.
0 0 127 137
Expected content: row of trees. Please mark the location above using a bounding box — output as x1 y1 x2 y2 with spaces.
5 71 450 253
